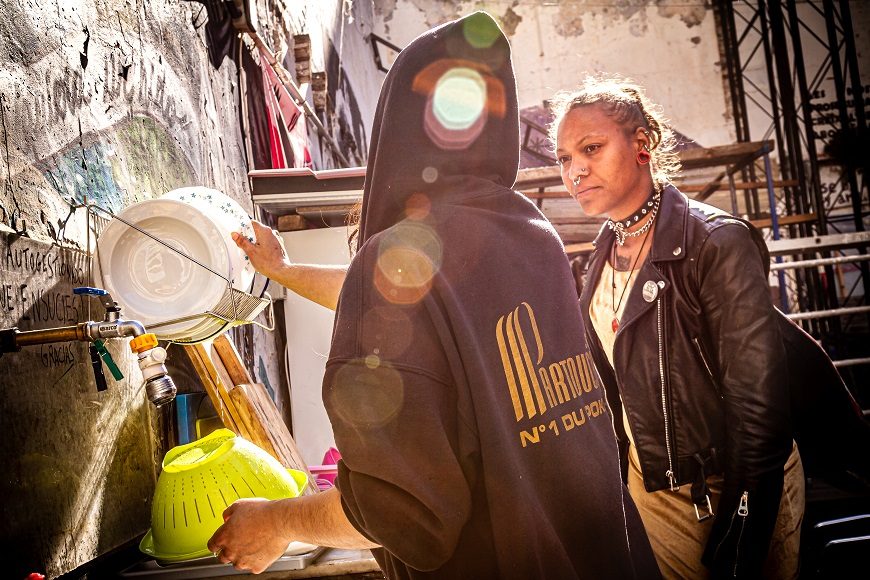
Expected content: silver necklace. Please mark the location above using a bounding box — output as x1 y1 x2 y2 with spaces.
607 191 661 246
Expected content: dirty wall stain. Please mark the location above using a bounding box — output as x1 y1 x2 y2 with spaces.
553 0 707 38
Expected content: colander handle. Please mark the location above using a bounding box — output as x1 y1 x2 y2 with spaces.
162 428 236 467
287 468 310 495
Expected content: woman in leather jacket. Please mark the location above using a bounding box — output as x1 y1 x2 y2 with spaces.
551 77 804 579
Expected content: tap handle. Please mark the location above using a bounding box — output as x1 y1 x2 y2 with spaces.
93 339 124 381
74 287 108 296
74 287 120 314
89 343 109 392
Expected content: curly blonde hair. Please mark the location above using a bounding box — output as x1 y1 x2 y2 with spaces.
549 76 681 189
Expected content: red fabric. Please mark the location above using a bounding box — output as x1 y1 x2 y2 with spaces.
260 62 286 169
259 48 310 168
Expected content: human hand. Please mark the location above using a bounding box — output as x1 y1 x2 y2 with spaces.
232 221 290 280
207 498 291 574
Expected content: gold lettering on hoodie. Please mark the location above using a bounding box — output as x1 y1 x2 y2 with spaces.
497 302 598 422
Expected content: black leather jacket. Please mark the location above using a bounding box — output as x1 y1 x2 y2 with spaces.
580 185 793 578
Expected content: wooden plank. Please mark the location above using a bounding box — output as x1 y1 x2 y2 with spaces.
548 216 606 226
564 242 595 254
234 383 317 495
212 335 315 489
515 141 779 191
519 190 569 199
678 179 800 193
213 334 254 386
516 165 561 189
183 344 239 432
767 231 870 256
227 384 283 459
750 213 817 229
520 179 801 199
294 204 357 215
186 339 316 493
679 140 774 170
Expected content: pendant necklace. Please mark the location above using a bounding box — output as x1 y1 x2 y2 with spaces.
611 222 652 333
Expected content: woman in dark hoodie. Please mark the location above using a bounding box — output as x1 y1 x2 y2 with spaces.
210 11 659 580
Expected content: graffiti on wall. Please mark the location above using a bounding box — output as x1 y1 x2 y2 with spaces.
0 0 248 250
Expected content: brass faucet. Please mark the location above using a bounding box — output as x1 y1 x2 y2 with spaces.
0 287 177 406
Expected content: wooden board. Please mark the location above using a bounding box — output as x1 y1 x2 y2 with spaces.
213 334 253 385
184 342 239 432
184 335 317 494
232 382 314 491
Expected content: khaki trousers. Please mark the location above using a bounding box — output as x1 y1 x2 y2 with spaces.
627 442 805 579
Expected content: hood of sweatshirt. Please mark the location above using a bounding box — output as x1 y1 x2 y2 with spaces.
356 11 519 250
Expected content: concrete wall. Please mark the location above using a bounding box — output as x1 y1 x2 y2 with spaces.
371 1 735 243
374 0 733 147
371 0 868 243
0 0 380 576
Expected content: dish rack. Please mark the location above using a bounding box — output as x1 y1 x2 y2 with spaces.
91 204 273 344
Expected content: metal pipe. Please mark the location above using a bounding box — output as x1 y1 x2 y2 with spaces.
7 318 146 348
728 172 739 215
833 357 870 369
764 152 789 310
785 305 870 321
2 318 176 407
14 325 86 347
771 254 870 271
111 320 146 338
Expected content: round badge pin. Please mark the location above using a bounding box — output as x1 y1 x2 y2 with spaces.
642 280 659 302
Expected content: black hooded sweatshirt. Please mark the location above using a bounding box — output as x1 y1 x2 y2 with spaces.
322 12 659 580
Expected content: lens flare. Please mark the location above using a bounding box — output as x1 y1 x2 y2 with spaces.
432 67 486 131
329 361 404 428
416 64 506 151
405 193 432 220
462 14 501 49
374 222 443 305
421 167 438 184
363 306 414 359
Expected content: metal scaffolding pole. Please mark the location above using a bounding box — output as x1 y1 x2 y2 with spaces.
719 0 869 387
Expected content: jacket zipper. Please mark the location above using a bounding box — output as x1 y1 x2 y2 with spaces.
733 491 749 577
712 491 750 575
692 336 715 381
657 298 678 491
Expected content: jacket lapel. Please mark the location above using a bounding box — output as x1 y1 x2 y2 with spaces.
613 186 689 336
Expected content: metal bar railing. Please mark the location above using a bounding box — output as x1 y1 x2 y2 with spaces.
771 254 870 271
833 357 870 368
785 305 870 321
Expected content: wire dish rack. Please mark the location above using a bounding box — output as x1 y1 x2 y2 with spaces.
90 203 273 344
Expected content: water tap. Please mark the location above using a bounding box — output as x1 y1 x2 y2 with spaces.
0 287 177 406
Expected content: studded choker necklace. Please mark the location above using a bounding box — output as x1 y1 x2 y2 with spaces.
607 189 661 246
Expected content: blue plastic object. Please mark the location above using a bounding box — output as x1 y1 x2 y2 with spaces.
73 287 108 296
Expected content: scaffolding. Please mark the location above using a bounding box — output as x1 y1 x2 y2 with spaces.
715 0 869 394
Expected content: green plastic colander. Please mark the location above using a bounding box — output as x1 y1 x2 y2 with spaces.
139 428 309 563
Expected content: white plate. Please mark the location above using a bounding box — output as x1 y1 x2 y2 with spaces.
163 187 255 292
161 316 230 343
96 199 231 338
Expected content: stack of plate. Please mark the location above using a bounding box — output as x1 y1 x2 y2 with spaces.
95 187 256 342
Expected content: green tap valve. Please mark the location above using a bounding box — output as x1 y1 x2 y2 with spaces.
93 339 124 381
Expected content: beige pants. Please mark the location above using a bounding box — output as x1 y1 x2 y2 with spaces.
627 442 805 579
